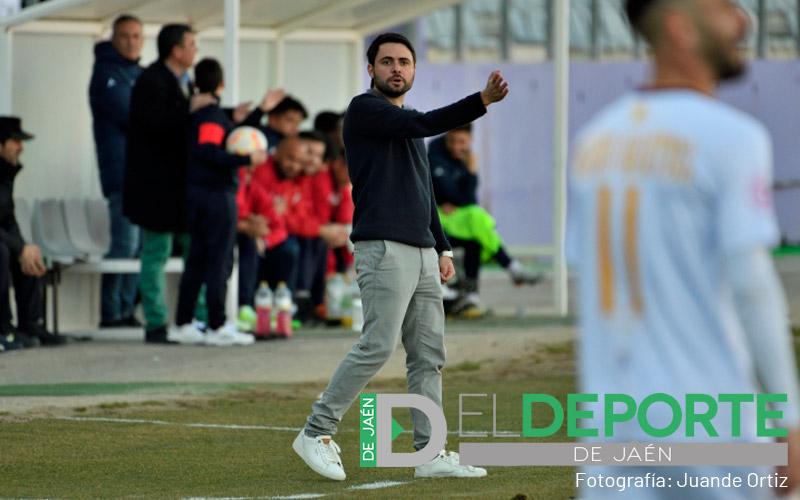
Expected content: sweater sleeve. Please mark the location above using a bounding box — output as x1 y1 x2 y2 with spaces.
349 92 486 139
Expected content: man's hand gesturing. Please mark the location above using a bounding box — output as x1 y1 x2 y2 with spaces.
481 71 509 107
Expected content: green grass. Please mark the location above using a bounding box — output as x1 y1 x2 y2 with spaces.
0 344 578 499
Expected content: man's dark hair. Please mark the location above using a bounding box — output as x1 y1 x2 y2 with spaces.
112 14 141 34
314 111 342 135
157 23 193 61
366 32 416 66
194 58 223 94
449 123 472 134
625 0 660 39
269 96 308 119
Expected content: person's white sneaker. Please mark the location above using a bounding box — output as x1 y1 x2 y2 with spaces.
414 450 487 478
167 323 205 345
508 260 542 286
292 430 346 481
204 323 255 346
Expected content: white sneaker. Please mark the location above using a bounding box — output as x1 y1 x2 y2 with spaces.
414 450 487 478
292 430 346 481
167 323 205 344
204 323 255 346
508 260 542 286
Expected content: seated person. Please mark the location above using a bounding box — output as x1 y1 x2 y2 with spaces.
0 116 65 351
429 123 540 314
235 167 288 329
242 95 307 153
171 58 265 346
251 138 348 314
313 111 354 274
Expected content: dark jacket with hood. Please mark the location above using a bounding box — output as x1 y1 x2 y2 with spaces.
88 41 143 197
0 157 26 258
124 60 194 233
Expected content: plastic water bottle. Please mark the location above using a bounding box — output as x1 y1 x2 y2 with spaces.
274 281 293 338
255 282 272 338
325 273 345 323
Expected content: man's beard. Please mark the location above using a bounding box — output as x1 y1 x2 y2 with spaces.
700 28 747 82
374 76 412 98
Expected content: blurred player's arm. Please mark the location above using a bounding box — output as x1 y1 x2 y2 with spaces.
726 249 800 495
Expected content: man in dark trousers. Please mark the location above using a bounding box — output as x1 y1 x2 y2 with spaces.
0 117 65 351
124 24 215 344
293 32 508 481
89 14 144 329
172 58 265 346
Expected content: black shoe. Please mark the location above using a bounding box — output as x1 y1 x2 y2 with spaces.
0 333 22 351
99 318 124 328
12 331 40 348
20 325 67 346
145 325 175 344
121 315 142 328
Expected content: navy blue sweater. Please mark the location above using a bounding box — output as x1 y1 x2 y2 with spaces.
343 90 486 253
188 104 250 192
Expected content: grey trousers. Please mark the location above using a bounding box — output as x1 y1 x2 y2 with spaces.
304 240 446 451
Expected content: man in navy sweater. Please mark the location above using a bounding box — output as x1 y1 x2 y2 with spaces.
293 32 508 481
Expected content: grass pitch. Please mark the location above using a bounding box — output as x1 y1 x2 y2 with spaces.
0 341 577 499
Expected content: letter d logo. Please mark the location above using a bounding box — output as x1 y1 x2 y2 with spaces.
373 394 447 467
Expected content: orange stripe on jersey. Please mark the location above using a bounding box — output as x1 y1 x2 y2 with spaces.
624 188 643 315
198 122 225 146
597 187 614 315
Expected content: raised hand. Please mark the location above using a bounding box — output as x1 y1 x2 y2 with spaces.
480 70 509 107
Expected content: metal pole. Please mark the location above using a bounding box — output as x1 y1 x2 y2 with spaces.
223 0 240 106
500 0 510 61
757 0 767 58
454 3 464 62
590 0 600 60
552 0 570 316
353 36 365 95
275 35 286 87
0 29 11 114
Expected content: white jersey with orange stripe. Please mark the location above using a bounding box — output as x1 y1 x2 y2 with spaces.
567 89 779 441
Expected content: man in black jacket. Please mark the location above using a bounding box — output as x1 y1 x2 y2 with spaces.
294 33 507 481
124 24 215 344
89 14 144 329
0 117 65 351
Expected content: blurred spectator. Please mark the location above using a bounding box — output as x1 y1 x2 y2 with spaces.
89 14 144 329
242 95 307 153
235 167 288 325
314 111 353 274
124 23 215 344
428 124 540 315
297 131 348 321
0 117 65 351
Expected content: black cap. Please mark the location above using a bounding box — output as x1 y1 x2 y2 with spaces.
0 116 34 142
625 0 659 30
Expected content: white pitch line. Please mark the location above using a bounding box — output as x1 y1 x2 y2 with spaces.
52 416 458 434
182 480 410 500
55 416 303 432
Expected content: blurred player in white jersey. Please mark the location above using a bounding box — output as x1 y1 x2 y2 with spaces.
568 1 800 498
